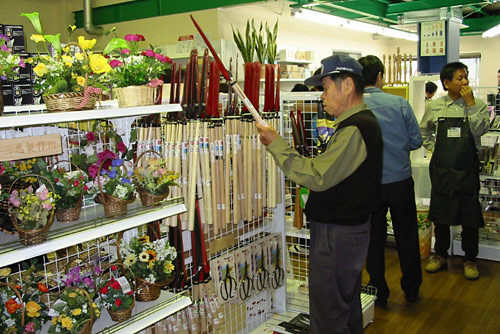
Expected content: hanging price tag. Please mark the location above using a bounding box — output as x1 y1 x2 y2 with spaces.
116 276 132 294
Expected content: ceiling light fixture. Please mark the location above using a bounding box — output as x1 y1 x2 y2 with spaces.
482 23 500 38
293 9 419 42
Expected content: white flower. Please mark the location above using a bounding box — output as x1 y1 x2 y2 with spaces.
85 145 95 156
124 253 137 266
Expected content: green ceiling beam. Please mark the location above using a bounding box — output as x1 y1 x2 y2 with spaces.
462 15 500 35
74 0 264 28
387 0 490 15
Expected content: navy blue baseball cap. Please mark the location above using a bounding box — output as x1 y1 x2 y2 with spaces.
305 54 363 86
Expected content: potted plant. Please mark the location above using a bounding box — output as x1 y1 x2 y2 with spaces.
103 32 172 107
8 176 59 245
118 234 176 301
21 12 111 111
0 34 25 115
37 160 89 222
47 287 100 334
133 151 179 206
96 264 135 322
417 210 432 259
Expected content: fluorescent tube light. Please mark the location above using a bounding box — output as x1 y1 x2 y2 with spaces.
482 24 500 38
293 9 418 42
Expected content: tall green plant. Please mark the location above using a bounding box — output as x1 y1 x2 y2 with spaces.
254 22 267 63
232 20 255 63
266 19 279 64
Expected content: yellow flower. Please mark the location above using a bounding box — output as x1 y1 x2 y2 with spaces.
33 63 48 76
138 236 150 243
61 316 73 330
124 253 137 266
69 25 76 32
26 301 41 317
0 267 11 277
51 317 57 325
164 261 174 273
62 55 73 63
68 292 77 298
30 34 45 43
75 52 84 61
89 54 111 74
78 36 96 50
139 251 149 262
62 46 70 54
77 76 86 86
27 57 33 64
72 308 82 316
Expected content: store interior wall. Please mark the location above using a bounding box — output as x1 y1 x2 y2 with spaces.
2 0 500 87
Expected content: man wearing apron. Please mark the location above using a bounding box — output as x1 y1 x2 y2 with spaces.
420 62 490 280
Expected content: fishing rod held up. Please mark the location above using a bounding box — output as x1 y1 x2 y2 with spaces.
189 14 267 126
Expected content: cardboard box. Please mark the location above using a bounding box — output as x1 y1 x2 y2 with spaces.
305 51 315 60
3 25 25 53
2 83 13 106
12 83 33 106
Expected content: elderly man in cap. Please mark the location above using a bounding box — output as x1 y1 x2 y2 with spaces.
257 54 383 334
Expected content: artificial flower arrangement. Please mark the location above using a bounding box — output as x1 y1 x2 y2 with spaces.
0 263 51 334
417 211 432 230
60 265 98 298
21 12 110 97
0 33 25 81
119 235 176 285
47 287 100 334
8 183 59 230
103 32 172 88
134 157 179 196
96 264 135 321
97 158 136 201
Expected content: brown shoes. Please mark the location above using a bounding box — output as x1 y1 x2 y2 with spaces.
425 255 447 273
464 261 479 280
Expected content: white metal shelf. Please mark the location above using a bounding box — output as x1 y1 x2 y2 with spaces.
0 197 186 268
1 103 182 128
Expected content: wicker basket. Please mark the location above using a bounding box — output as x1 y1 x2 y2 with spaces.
43 92 97 112
53 160 85 222
135 277 173 301
135 150 170 206
9 174 56 245
96 157 135 218
114 85 155 108
98 263 136 322
60 287 95 334
0 283 25 329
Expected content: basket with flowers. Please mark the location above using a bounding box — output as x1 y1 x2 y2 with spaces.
47 287 100 334
96 263 136 322
133 150 179 206
417 210 432 259
103 32 172 107
0 33 25 115
117 233 176 301
21 12 110 111
0 271 51 334
8 175 59 245
37 160 89 222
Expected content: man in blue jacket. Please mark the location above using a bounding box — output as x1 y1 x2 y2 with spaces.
359 55 423 306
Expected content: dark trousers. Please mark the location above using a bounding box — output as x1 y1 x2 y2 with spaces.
365 177 422 301
434 223 479 262
309 220 370 334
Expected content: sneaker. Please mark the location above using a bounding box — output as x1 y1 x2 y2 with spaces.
425 255 447 273
464 262 479 280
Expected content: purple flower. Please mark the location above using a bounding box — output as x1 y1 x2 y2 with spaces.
154 53 171 63
121 178 132 185
88 164 98 178
111 158 123 167
86 132 96 142
109 59 123 68
83 277 94 288
1 75 6 80
19 58 25 68
121 49 131 54
124 34 140 42
108 170 117 178
1 44 9 52
94 266 102 275
142 49 155 57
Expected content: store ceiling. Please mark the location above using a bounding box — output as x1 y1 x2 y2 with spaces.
289 0 500 36
74 0 500 36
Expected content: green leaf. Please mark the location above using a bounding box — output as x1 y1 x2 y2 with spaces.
103 38 129 55
44 33 62 54
21 12 43 34
130 128 137 142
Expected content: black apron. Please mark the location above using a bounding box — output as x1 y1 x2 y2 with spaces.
428 117 484 228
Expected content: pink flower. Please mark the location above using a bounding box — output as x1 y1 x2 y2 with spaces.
83 185 89 191
121 49 131 54
109 59 123 68
117 142 127 153
73 180 80 187
142 49 155 57
86 132 96 142
9 191 20 207
137 34 145 41
154 53 171 63
37 187 49 201
97 149 118 170
42 203 53 210
88 164 98 178
124 34 140 42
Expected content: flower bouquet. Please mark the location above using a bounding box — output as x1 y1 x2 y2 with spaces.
417 210 432 259
37 160 89 222
96 264 135 322
133 151 179 206
0 268 50 334
47 287 100 334
117 233 176 301
0 34 25 115
8 175 59 245
103 33 172 107
21 12 110 111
